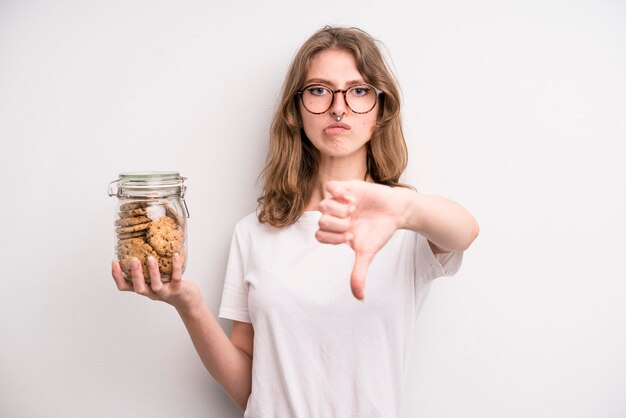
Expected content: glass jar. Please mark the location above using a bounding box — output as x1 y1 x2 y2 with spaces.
108 171 190 283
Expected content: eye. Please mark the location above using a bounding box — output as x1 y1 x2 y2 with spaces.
349 86 371 97
307 86 330 96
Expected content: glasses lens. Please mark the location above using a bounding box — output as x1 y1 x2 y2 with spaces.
301 85 333 113
346 85 377 113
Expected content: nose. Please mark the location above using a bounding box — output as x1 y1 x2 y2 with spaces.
329 90 348 117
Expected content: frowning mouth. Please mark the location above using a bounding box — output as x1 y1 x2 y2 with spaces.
324 123 351 134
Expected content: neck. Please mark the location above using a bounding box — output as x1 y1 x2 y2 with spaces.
305 152 369 211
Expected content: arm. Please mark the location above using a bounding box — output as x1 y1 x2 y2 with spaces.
316 180 479 299
176 303 253 411
397 188 480 253
111 255 252 411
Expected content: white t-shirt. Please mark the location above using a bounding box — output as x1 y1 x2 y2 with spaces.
218 211 463 418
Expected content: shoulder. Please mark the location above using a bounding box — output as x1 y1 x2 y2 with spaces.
233 211 277 238
235 211 260 228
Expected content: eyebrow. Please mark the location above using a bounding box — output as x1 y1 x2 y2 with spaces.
303 78 366 88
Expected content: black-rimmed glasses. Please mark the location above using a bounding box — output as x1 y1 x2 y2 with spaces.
296 84 383 115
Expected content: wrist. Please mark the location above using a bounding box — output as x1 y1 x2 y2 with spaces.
175 292 207 319
395 187 414 230
396 187 422 231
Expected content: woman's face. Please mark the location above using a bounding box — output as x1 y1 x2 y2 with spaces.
299 49 378 162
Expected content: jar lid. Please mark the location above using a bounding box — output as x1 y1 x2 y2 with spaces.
119 171 180 180
108 171 187 197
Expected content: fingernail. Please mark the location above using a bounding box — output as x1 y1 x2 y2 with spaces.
131 257 139 267
349 205 356 213
173 253 179 261
147 256 155 265
345 233 354 242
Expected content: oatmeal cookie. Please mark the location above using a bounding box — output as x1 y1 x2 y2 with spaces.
117 238 158 281
119 201 148 211
119 205 166 220
116 230 146 240
158 256 173 279
115 221 151 234
146 216 183 257
164 204 185 226
118 207 149 218
114 215 151 227
157 251 186 280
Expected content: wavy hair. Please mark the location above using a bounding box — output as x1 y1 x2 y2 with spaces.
257 26 409 227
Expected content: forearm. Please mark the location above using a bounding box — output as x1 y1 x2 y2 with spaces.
176 302 252 411
399 189 479 252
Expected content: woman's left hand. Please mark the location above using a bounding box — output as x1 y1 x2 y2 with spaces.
316 180 412 300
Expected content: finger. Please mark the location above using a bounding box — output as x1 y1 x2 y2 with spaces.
170 253 183 290
112 260 133 291
318 214 351 234
318 198 355 218
315 229 353 245
147 256 164 293
130 258 158 299
324 180 355 203
350 252 374 301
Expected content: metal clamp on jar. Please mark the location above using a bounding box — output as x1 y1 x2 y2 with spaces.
108 172 190 283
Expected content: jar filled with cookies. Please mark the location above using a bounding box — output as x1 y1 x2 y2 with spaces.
108 172 189 283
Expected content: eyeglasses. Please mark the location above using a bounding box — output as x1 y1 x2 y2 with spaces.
296 83 383 115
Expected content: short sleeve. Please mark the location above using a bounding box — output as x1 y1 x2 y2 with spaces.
218 227 251 323
414 233 464 283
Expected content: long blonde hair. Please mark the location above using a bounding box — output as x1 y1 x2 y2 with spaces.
257 26 409 227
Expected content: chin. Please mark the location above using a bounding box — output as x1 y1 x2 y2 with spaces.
308 134 369 157
319 145 367 160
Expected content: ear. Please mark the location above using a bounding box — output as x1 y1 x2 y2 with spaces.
377 93 385 121
292 96 303 127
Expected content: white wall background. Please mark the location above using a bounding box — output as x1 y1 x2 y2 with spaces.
1 0 624 417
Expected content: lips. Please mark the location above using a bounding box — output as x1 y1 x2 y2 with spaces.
324 122 351 134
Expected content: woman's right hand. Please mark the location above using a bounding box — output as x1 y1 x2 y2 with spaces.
111 254 202 313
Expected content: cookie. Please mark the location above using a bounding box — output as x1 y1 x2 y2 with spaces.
115 222 151 234
116 230 146 240
118 207 149 218
119 201 148 211
117 238 158 281
158 256 174 280
164 204 185 226
117 238 151 257
118 205 166 220
114 215 151 227
147 216 183 257
157 251 186 281
117 237 146 252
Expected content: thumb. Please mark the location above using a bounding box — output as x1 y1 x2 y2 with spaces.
350 251 374 301
325 180 353 202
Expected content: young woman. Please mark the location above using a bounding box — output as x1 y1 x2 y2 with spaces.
112 26 479 417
